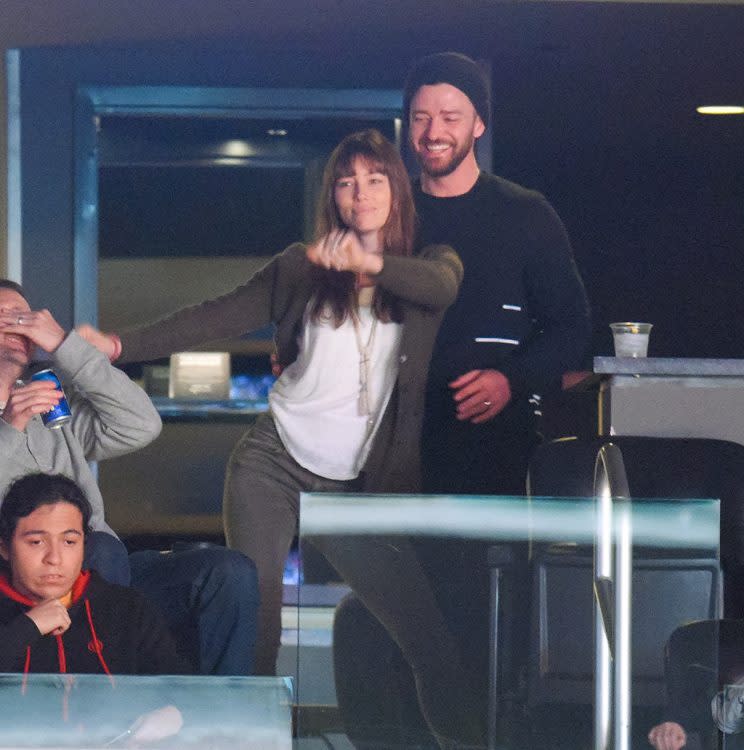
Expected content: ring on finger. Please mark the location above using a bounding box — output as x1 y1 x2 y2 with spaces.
17 315 23 325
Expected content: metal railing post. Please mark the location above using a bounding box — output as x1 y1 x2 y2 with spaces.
593 443 631 750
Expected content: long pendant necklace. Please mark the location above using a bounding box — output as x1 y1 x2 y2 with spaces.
353 312 378 421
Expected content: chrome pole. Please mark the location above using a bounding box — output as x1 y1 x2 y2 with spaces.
593 443 631 750
614 495 633 750
593 471 612 750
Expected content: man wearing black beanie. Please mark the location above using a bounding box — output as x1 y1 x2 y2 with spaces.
404 51 590 477
332 52 592 750
411 46 591 729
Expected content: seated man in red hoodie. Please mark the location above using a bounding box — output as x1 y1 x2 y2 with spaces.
0 472 186 675
0 472 185 744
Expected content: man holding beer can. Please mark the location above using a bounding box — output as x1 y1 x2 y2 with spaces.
0 280 154 546
0 293 71 432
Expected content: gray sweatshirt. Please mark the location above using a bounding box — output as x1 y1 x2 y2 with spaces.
0 331 162 536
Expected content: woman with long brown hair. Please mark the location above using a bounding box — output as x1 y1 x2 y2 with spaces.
79 129 481 747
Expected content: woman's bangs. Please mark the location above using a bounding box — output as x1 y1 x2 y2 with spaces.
333 150 388 180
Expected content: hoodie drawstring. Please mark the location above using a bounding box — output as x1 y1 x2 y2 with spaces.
84 599 114 684
21 647 31 695
56 634 67 673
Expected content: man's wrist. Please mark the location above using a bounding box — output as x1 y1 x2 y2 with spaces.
47 328 67 354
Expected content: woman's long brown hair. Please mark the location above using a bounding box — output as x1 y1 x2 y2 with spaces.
309 129 416 326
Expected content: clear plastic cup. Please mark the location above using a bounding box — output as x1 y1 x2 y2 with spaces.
610 322 653 358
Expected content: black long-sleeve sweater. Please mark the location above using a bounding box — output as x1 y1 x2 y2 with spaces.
415 172 591 494
414 172 591 397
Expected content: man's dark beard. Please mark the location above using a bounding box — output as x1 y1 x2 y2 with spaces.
417 133 475 178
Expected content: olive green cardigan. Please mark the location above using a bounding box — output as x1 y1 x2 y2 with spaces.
120 243 462 492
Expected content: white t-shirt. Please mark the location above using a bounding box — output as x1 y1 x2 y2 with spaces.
270 302 403 480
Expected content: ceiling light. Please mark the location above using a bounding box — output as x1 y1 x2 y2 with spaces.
696 105 744 116
221 140 255 157
267 128 288 137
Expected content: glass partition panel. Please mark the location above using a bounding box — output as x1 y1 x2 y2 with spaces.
0 674 292 749
297 494 720 750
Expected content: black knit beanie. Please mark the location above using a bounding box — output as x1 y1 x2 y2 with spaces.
403 52 490 128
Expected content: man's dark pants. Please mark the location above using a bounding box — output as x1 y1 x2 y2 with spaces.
85 533 259 675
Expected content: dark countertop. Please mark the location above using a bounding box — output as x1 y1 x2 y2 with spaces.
151 396 268 422
594 357 744 377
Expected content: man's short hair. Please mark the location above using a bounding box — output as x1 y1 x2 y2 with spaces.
0 473 93 546
0 279 27 303
403 51 490 128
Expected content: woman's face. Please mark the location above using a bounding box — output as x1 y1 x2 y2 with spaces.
333 157 392 241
